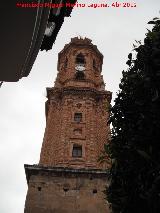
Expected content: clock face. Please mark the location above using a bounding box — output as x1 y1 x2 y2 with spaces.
75 65 85 72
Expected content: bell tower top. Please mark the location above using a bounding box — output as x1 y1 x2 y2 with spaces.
55 37 105 91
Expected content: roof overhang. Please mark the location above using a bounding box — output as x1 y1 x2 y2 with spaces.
24 164 109 184
0 0 76 82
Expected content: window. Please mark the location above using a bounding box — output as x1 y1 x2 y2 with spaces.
93 189 97 194
74 113 82 122
72 145 82 157
64 58 68 69
38 187 41 191
75 53 85 65
75 71 85 80
93 59 96 69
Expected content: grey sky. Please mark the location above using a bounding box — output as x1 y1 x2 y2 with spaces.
0 1 160 212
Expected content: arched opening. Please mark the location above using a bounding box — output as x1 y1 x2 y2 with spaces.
75 53 85 65
75 53 86 80
75 71 85 80
93 59 96 69
64 57 68 69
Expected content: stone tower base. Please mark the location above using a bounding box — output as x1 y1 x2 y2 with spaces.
24 164 110 213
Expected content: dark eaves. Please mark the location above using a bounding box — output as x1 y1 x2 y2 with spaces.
40 0 76 51
0 0 76 82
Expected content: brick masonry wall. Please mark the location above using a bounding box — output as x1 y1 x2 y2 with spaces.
39 91 110 169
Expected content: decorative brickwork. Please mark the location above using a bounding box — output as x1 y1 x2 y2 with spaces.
24 37 112 213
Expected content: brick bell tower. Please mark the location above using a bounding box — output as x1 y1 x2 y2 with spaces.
24 37 112 213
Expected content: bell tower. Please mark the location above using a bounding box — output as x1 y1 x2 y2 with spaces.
24 37 112 213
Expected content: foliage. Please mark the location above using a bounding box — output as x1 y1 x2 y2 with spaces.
105 17 160 213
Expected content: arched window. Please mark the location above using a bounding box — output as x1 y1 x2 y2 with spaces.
75 71 85 80
75 53 85 65
93 59 96 69
64 58 68 69
75 53 86 80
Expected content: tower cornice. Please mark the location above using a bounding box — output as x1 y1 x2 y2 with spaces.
46 87 112 102
24 164 109 185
